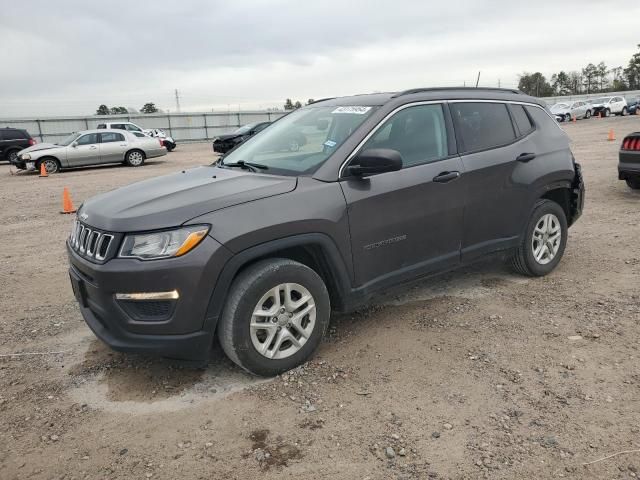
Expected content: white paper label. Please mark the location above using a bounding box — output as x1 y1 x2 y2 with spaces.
331 106 372 115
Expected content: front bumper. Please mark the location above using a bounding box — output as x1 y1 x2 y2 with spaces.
67 235 232 362
619 151 640 180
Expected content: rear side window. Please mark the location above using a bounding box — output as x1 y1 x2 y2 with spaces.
132 132 146 138
525 106 560 132
362 104 449 167
451 103 516 153
510 105 534 136
97 124 106 129
100 132 125 143
125 124 142 132
110 124 125 130
3 129 27 140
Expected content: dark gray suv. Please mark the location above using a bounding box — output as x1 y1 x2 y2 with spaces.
67 88 584 376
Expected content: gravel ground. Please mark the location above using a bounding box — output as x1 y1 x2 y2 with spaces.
1 117 639 480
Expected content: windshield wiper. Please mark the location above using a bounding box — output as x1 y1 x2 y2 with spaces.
221 160 268 172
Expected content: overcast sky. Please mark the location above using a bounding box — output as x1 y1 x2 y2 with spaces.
1 0 639 117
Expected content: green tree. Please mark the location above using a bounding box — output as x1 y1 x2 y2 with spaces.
517 72 553 97
624 44 640 90
567 71 583 94
551 71 571 95
306 98 315 105
109 106 128 114
96 104 110 115
294 101 302 109
611 66 627 91
596 62 609 92
284 98 295 110
581 63 598 93
140 102 159 114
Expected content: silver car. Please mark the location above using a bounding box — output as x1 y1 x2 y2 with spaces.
549 101 592 122
13 129 167 173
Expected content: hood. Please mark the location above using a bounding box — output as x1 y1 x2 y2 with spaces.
550 105 569 114
19 143 61 154
214 133 243 142
79 165 297 232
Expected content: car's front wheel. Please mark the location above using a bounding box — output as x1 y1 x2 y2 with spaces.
38 157 60 174
218 258 330 376
511 199 568 277
621 107 629 116
7 150 19 163
626 178 640 189
564 114 572 122
604 108 611 117
585 110 591 119
125 150 145 167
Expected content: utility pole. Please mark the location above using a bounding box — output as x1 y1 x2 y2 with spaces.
498 78 501 88
475 71 481 88
174 89 181 113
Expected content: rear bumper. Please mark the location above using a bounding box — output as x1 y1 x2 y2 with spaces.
67 235 232 361
618 151 640 180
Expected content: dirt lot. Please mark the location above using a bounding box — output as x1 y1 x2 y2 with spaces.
1 117 639 480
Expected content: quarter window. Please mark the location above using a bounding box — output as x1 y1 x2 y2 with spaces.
510 105 534 136
100 132 124 143
77 133 98 145
361 104 448 167
125 124 142 132
110 124 125 130
451 102 516 153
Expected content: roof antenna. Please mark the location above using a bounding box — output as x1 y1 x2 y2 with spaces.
475 71 481 88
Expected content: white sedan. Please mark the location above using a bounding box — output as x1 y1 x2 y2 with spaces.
12 129 167 173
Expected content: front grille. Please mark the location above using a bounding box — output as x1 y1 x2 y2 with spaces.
118 300 174 321
69 220 116 263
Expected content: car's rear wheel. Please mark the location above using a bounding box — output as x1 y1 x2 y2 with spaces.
7 150 19 163
125 150 145 167
217 258 330 376
511 199 568 277
38 157 60 174
626 178 640 190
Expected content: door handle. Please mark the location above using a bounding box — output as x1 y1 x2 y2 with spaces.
89 146 97 150
433 171 460 183
516 152 536 163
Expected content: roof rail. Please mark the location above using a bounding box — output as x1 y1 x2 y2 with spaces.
392 87 523 98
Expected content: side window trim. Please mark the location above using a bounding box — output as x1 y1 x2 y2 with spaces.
506 103 536 138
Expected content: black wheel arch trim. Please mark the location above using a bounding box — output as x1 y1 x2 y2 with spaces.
202 233 353 333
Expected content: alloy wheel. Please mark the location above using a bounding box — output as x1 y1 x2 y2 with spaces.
250 283 316 360
531 213 561 265
128 151 144 166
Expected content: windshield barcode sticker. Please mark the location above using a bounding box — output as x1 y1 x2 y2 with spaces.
331 106 372 114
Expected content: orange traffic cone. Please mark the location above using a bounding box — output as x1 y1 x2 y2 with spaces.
607 129 615 142
39 163 48 178
572 115 576 123
61 187 77 214
598 112 602 119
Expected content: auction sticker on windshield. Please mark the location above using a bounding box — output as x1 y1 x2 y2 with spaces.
332 106 372 114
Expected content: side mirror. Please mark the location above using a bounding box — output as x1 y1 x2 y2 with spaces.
346 148 403 177
71 142 78 148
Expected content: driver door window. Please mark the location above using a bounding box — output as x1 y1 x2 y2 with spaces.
77 133 98 145
361 104 449 167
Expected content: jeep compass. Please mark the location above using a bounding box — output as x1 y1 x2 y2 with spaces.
67 88 584 376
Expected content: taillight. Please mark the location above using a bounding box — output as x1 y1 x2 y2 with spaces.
622 137 640 150
159 138 163 147
28 138 36 146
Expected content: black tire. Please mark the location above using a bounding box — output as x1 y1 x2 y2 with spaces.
585 110 591 119
511 199 568 277
604 108 611 118
564 114 571 123
166 144 174 152
217 258 330 376
6 149 19 163
622 107 628 116
125 149 145 167
626 178 640 190
38 157 60 174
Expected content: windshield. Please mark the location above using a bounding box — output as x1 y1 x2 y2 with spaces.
220 106 378 175
56 132 81 146
592 97 611 104
233 123 257 135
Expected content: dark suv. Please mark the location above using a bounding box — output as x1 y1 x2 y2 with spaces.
0 127 36 163
67 88 584 376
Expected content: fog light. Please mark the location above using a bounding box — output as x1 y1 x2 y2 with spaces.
115 290 179 301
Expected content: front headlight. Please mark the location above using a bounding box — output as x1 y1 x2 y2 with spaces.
21 153 31 160
119 225 210 260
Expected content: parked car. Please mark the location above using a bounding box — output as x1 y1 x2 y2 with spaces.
0 127 36 163
549 101 592 122
12 129 166 173
590 96 628 117
619 132 640 189
97 122 177 152
212 122 272 153
625 96 640 115
67 87 584 376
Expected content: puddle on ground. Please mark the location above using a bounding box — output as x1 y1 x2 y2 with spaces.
67 339 268 414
